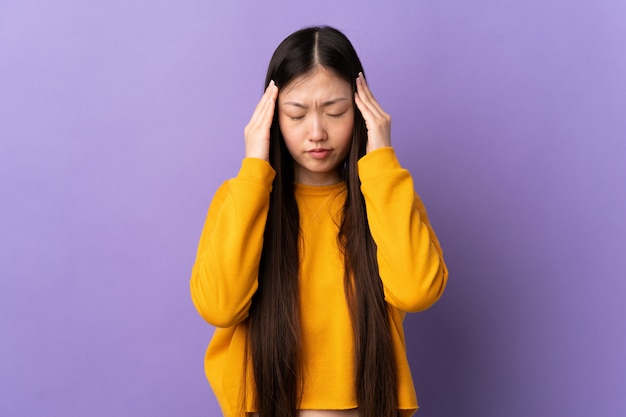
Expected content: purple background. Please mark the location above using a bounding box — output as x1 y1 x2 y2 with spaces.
1 1 625 416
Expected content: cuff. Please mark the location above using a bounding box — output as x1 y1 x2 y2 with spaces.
237 158 276 190
357 147 402 180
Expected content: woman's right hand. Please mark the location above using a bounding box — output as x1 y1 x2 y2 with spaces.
244 80 279 161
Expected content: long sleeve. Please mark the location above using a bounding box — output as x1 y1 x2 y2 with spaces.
190 158 276 328
358 147 448 312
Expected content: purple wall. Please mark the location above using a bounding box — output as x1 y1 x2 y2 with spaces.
1 1 625 416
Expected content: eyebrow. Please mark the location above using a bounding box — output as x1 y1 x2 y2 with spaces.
281 97 349 109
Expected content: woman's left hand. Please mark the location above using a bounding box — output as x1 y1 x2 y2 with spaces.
355 73 392 153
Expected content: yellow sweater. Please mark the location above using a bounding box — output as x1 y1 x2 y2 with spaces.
190 147 448 417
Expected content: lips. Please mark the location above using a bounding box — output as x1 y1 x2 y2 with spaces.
308 148 331 159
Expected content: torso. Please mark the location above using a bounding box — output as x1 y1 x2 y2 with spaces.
249 411 359 417
298 411 360 417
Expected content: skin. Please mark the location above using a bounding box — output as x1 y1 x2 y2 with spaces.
278 67 354 185
244 66 392 185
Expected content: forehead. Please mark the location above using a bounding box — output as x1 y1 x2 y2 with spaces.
279 67 352 103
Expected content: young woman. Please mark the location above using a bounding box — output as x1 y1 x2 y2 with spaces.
191 26 448 417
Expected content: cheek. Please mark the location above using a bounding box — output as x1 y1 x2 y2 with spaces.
335 119 354 144
277 119 300 156
330 120 354 160
278 124 297 147
277 114 287 137
278 112 303 138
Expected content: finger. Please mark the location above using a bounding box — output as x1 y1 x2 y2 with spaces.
354 89 371 119
249 83 272 119
355 77 392 132
356 74 374 101
263 81 279 124
249 81 277 127
355 86 383 121
356 75 387 119
355 78 380 120
356 74 377 106
355 87 386 129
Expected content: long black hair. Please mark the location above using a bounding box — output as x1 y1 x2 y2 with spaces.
246 26 398 417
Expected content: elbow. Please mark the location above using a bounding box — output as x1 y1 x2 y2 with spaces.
189 265 254 328
190 284 251 328
203 309 249 328
414 260 448 312
386 259 448 313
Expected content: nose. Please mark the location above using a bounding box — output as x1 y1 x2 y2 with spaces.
308 114 327 142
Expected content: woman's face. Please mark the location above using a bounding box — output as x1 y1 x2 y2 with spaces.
277 67 354 186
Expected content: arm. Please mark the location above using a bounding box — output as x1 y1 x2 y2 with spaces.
190 158 275 327
359 147 448 312
355 74 447 312
191 81 279 327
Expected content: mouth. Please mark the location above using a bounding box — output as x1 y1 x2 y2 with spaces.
308 148 331 159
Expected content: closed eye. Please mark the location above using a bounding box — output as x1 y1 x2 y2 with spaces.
327 112 346 118
290 115 305 121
